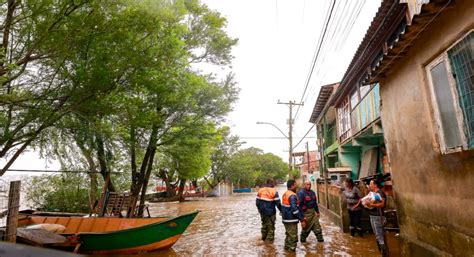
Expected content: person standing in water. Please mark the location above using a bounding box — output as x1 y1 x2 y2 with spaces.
256 178 282 242
281 179 306 252
343 178 363 237
297 180 324 243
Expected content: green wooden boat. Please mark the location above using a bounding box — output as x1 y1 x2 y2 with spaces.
19 211 199 255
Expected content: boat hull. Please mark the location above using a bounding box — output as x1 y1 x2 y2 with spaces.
233 188 251 193
77 211 199 254
18 211 199 255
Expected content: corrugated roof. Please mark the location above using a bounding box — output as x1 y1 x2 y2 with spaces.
309 82 339 124
332 0 452 106
332 0 407 106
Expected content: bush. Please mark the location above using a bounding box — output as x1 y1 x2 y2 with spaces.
26 173 93 213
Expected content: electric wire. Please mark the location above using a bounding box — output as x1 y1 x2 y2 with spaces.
293 0 336 121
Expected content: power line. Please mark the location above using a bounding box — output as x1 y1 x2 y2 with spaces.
240 137 316 140
294 0 336 121
5 169 123 174
292 124 316 151
298 0 367 120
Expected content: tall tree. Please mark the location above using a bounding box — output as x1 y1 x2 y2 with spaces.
0 0 145 175
205 126 242 189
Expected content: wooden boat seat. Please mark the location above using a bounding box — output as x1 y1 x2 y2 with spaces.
92 192 150 218
16 228 67 246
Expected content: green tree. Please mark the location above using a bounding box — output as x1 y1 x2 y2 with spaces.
156 122 218 199
2 0 238 216
227 147 289 188
205 126 242 189
0 0 133 175
26 173 92 213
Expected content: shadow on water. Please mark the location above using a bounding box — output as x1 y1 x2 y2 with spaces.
92 185 399 256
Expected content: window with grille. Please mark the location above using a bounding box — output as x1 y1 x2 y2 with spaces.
426 30 474 153
448 32 474 148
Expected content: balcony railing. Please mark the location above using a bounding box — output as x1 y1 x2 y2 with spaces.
337 83 381 143
351 83 380 134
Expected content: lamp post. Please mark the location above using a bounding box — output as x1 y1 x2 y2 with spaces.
256 121 293 173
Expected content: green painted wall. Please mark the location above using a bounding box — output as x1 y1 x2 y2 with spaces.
339 151 360 179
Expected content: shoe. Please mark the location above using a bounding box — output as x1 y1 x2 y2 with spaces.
317 238 324 242
350 228 355 237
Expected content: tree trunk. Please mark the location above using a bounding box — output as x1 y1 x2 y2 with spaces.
131 124 159 216
88 172 98 210
159 169 176 197
203 176 218 190
130 124 138 193
77 139 99 210
137 145 156 217
96 134 115 192
177 178 186 197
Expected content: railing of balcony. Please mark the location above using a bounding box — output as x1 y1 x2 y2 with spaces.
350 83 381 134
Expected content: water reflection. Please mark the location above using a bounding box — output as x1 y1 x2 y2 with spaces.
93 185 399 256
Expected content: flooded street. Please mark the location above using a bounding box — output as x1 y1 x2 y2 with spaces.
95 185 399 256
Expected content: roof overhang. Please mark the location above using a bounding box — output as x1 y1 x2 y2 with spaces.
331 0 452 107
309 82 339 124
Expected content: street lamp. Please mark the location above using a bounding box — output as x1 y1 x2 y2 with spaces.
256 121 293 173
256 122 288 139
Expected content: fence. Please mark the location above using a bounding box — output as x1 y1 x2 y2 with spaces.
0 180 21 242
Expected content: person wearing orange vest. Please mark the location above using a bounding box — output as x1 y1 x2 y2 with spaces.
256 178 281 242
281 179 306 252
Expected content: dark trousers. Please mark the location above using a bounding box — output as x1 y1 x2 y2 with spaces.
283 222 298 252
260 214 276 241
348 209 362 230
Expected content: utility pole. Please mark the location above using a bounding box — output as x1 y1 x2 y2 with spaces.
306 141 310 173
278 100 303 175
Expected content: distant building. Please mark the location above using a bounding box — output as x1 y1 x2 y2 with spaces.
292 150 319 181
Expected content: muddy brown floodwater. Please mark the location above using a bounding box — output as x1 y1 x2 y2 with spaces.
93 185 400 257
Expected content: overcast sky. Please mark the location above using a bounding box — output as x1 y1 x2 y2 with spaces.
2 0 382 174
202 0 382 161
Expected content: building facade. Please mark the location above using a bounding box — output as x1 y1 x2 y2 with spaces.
314 0 474 255
293 150 319 181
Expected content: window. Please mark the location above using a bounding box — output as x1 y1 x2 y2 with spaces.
350 88 359 110
448 32 474 148
426 31 474 153
359 84 371 99
337 97 351 142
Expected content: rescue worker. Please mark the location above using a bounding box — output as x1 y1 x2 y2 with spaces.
256 178 282 242
297 180 324 243
281 179 306 252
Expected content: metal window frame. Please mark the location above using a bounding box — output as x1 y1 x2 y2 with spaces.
426 52 469 154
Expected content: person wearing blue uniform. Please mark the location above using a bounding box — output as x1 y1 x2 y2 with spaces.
281 179 306 252
256 178 282 242
297 180 324 243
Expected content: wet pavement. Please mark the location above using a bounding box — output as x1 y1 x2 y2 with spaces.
95 185 400 256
